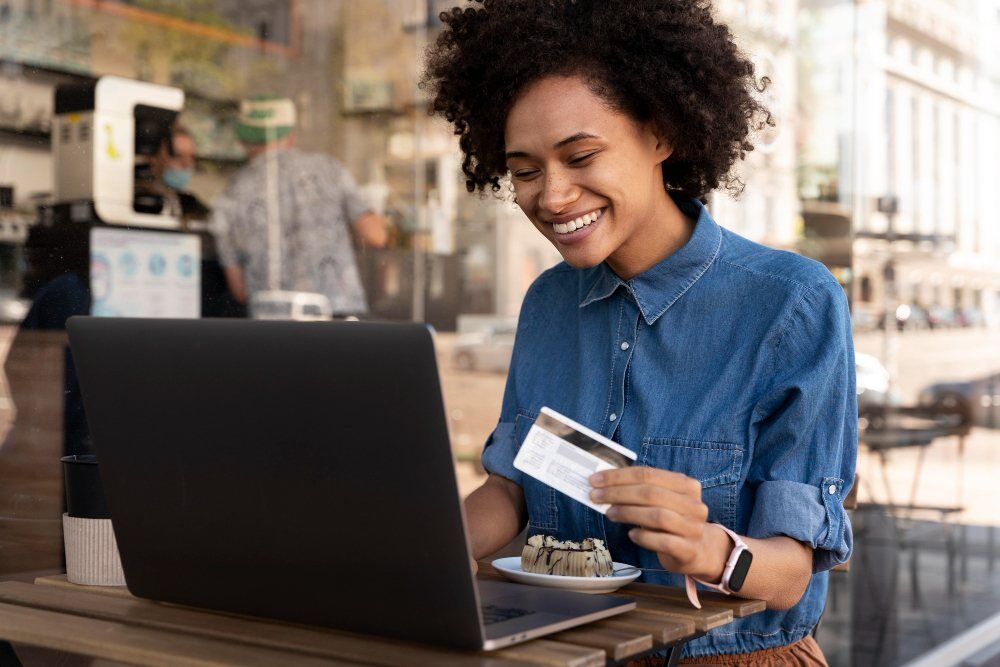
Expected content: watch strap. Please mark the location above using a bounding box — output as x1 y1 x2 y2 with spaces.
683 524 751 609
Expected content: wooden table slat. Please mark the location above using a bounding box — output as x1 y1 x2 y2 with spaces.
35 574 133 598
2 581 522 667
492 639 606 667
632 598 732 633
621 582 766 617
548 625 652 662
0 601 358 667
595 610 696 644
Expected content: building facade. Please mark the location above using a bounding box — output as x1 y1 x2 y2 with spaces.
802 0 1000 326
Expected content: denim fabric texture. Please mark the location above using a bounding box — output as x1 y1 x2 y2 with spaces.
482 198 857 658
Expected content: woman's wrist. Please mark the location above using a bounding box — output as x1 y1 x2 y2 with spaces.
688 523 733 582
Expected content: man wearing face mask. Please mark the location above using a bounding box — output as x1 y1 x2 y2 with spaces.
147 124 245 317
146 124 209 224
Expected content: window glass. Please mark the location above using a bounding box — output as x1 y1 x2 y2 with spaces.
0 3 997 665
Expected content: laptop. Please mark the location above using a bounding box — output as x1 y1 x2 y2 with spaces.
66 317 635 650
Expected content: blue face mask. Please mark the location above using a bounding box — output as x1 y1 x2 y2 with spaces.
163 167 193 191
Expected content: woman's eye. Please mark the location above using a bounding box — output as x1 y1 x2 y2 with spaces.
569 152 598 165
512 169 540 180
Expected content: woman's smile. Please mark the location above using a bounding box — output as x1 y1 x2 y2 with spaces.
545 207 606 244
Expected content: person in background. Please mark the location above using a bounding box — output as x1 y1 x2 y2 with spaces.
210 96 388 318
146 124 208 223
147 125 245 318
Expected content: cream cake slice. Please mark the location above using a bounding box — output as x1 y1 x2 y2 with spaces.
520 534 613 577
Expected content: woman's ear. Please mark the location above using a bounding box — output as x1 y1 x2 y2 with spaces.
640 121 673 165
651 126 674 164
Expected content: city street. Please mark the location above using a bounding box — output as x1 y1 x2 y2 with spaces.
437 327 1000 527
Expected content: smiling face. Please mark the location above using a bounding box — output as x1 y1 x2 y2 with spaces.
504 75 684 277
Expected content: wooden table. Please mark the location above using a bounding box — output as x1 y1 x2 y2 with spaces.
0 566 764 666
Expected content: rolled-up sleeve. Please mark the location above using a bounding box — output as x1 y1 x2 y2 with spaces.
747 279 857 572
481 418 524 486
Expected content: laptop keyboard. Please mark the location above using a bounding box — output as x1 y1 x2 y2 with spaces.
481 604 535 626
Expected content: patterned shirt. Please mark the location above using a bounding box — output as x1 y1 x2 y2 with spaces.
211 148 372 315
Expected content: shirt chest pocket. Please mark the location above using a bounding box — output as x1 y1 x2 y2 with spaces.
639 438 743 528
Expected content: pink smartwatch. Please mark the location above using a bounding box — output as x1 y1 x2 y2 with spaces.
683 524 753 609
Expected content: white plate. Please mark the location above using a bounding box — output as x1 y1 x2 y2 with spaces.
491 556 641 594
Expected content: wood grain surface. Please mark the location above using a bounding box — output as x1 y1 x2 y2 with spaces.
20 567 764 665
1 582 522 667
492 639 606 667
622 582 766 617
548 624 652 662
595 610 695 644
0 601 362 667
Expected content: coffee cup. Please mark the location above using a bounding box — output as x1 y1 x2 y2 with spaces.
61 455 125 586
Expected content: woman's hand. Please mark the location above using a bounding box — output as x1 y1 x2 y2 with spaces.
589 467 730 581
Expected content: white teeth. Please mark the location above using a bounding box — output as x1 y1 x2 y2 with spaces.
552 209 603 234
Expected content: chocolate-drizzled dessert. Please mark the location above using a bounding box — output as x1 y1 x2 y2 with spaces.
521 534 613 577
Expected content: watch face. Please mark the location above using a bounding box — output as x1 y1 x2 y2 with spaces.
728 550 753 592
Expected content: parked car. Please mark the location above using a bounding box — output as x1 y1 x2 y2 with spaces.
453 324 516 372
250 291 333 321
919 372 1000 429
956 307 984 328
927 305 957 330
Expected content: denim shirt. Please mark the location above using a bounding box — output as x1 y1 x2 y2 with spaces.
482 198 857 658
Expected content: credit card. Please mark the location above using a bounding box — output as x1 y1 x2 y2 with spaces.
513 406 637 514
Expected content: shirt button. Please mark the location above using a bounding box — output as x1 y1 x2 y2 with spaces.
828 484 837 495
609 413 617 422
620 341 630 351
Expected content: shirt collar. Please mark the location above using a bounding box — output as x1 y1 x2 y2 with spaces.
578 198 722 325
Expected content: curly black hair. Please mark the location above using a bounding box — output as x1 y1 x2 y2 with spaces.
423 0 772 199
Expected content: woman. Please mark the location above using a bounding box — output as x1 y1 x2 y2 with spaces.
425 1 855 664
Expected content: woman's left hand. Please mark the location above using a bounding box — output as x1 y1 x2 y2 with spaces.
590 466 725 580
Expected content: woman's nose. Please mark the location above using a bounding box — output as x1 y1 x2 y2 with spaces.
538 172 578 214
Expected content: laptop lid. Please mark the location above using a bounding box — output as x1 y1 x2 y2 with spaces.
67 317 486 649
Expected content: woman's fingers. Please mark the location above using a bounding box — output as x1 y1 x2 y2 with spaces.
591 482 673 505
590 467 710 573
591 466 702 497
627 527 698 567
591 484 708 521
605 504 703 538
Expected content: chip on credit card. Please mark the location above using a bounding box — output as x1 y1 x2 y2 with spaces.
513 407 637 514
